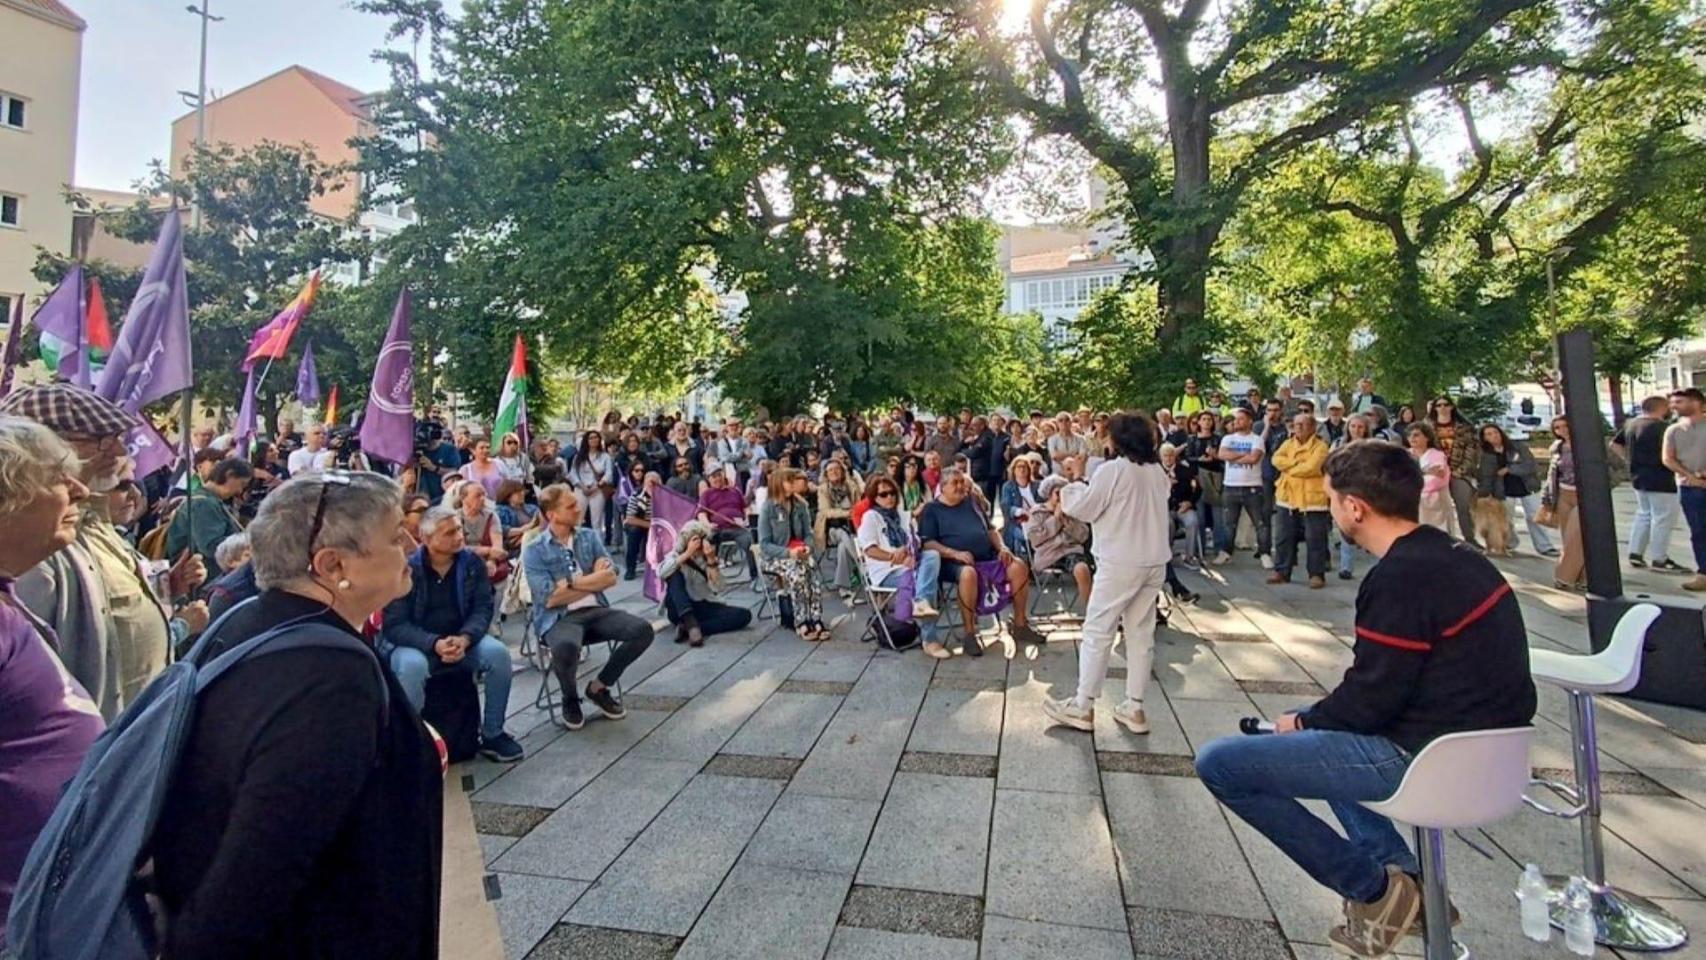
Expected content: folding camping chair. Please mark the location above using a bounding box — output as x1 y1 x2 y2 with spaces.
856 551 902 646
750 543 781 620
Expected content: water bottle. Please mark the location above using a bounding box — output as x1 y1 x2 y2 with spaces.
1518 863 1551 942
1564 876 1597 956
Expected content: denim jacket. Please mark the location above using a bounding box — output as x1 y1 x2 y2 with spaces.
521 526 613 637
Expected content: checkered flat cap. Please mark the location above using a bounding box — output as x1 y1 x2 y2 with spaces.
0 383 142 437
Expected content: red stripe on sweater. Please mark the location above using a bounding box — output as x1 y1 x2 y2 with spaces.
1442 582 1512 638
1355 626 1432 652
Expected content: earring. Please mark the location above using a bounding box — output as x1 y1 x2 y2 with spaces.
337 579 352 590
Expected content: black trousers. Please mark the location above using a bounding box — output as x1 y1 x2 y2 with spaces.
663 572 753 637
545 606 654 697
1273 506 1331 578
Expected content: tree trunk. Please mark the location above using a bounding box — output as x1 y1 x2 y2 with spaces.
1608 374 1625 427
1157 69 1214 347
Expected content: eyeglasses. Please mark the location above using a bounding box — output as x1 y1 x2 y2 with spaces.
875 490 898 500
305 471 355 572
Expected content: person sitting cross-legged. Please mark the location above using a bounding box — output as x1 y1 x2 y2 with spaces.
522 484 655 730
1194 441 1536 958
919 467 1044 655
380 506 525 762
657 519 754 647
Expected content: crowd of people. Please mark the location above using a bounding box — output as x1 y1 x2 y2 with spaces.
0 372 1679 959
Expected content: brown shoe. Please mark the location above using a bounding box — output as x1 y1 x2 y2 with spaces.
1406 896 1463 936
1328 866 1422 957
1265 572 1288 585
1685 575 1706 592
1309 576 1326 589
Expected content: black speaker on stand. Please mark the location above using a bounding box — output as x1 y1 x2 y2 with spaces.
1559 328 1706 709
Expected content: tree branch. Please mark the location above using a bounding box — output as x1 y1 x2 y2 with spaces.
1417 92 1494 244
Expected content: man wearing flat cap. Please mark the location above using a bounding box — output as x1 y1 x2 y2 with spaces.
2 383 209 719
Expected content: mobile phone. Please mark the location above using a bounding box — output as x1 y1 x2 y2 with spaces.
1239 717 1276 735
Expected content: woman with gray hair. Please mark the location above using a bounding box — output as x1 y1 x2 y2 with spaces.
148 471 443 960
0 416 103 936
657 518 753 646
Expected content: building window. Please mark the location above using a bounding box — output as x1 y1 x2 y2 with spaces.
0 294 12 320
0 194 19 227
0 94 23 130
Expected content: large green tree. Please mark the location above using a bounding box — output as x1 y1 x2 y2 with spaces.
357 0 1032 414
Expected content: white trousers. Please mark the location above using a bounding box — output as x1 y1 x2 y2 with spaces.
1074 563 1167 708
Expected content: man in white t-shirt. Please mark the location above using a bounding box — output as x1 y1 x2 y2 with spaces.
1213 407 1270 565
1663 387 1706 590
286 424 336 477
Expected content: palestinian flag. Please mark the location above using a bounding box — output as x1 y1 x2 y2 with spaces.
492 334 528 441
36 270 113 385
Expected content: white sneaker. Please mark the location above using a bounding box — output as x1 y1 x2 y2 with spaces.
1212 551 1233 566
1112 700 1150 735
1260 554 1275 570
912 599 940 619
1041 697 1094 731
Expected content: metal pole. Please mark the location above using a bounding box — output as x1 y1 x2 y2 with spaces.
187 0 219 231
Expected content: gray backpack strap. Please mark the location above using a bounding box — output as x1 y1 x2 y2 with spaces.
197 619 391 720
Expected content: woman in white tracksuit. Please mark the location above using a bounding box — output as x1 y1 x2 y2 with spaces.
1042 411 1173 736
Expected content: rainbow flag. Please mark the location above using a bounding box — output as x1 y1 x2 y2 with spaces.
323 384 340 425
242 272 321 372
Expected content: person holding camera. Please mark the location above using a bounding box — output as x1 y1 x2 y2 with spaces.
657 520 753 647
414 422 461 501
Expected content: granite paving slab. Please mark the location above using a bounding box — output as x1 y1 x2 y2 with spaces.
702 753 802 780
491 872 588 960
1213 642 1319 684
858 772 994 896
565 773 784 936
473 708 671 808
492 756 701 881
722 691 843 759
825 926 979 960
986 788 1127 931
1125 906 1290 959
471 801 553 838
1103 772 1271 920
789 640 878 683
1602 794 1706 896
838 884 984 940
908 686 1005 756
931 674 1007 692
1097 752 1199 777
674 861 852 959
1092 680 1192 757
628 633 760 698
1236 678 1327 697
979 914 1136 960
998 655 1102 795
898 750 999 778
478 832 517 866
629 636 809 763
779 678 856 695
1151 638 1247 701
743 790 882 876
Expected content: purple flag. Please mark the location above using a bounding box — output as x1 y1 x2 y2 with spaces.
643 485 700 602
97 211 191 412
0 293 24 396
124 420 179 479
295 340 320 406
235 367 258 453
358 288 415 466
32 265 87 384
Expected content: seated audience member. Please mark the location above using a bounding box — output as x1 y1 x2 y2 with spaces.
494 479 543 550
999 455 1042 555
857 475 945 655
1044 412 1172 736
1160 442 1203 567
214 532 252 573
401 492 433 545
166 457 252 576
919 468 1043 654
1195 441 1536 958
622 470 660 580
1023 475 1095 610
456 482 509 581
495 432 530 483
380 506 524 763
666 456 705 499
757 467 828 640
151 471 442 960
697 468 756 578
0 417 104 932
900 455 932 516
657 519 754 647
521 485 654 730
463 438 506 499
817 459 862 601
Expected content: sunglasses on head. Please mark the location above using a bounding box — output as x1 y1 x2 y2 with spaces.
305 471 356 572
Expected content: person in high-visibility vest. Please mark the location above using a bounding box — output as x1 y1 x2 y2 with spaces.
1174 378 1207 417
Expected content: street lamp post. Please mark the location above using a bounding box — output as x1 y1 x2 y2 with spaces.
183 1 223 231
1545 245 1573 414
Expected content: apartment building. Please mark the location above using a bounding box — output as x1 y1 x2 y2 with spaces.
0 0 84 320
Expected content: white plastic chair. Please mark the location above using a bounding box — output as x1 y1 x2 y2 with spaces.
1362 726 1534 960
1523 603 1686 950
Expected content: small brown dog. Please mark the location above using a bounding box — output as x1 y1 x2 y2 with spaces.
1473 496 1512 555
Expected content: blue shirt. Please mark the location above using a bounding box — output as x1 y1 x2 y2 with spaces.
520 526 613 636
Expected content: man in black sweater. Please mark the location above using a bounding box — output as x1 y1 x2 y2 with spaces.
1196 441 1535 958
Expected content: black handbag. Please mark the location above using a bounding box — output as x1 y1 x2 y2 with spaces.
421 669 481 763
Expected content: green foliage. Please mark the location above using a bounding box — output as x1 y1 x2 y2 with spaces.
357 0 1015 416
1034 284 1226 413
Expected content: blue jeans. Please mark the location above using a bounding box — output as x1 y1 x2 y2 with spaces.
390 636 514 741
881 549 941 641
1196 729 1418 902
1682 487 1706 572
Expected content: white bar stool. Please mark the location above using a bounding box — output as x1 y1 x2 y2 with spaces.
1362 727 1535 960
1524 602 1688 950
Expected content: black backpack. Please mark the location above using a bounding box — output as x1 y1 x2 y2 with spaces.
875 614 920 651
422 670 481 762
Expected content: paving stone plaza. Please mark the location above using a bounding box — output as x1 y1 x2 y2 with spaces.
463 490 1706 960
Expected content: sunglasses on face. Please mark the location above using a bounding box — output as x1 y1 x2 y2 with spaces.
875 489 898 500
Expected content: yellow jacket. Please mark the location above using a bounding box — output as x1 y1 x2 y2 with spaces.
1272 434 1331 510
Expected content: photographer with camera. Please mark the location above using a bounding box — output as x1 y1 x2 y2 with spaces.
413 419 460 501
